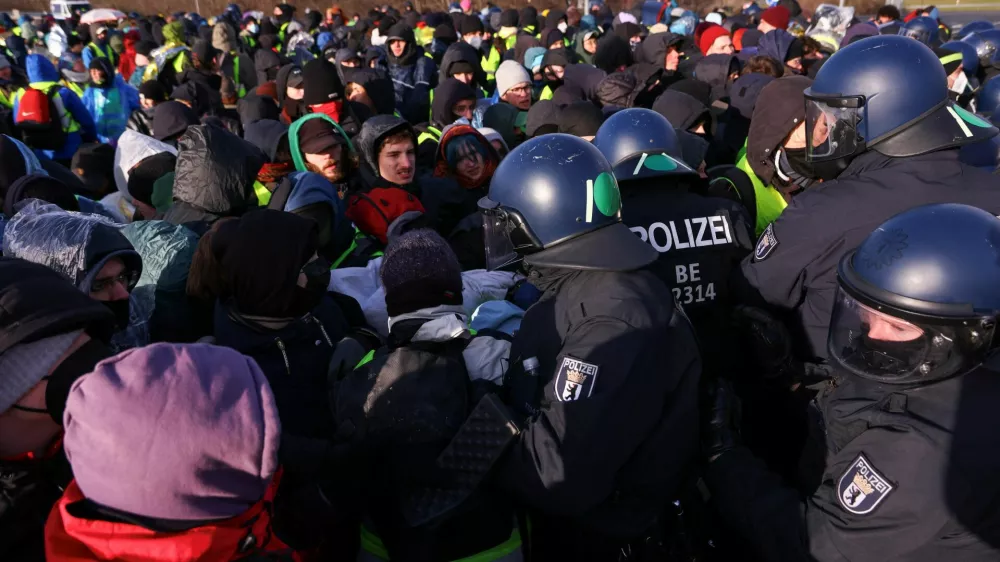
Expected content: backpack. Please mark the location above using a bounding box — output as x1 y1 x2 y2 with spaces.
346 187 425 244
15 85 66 151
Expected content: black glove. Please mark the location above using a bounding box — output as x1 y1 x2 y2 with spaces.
731 305 796 379
702 379 741 463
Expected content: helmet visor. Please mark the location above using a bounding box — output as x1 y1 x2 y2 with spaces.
805 95 863 162
480 206 520 272
899 27 932 45
828 287 994 383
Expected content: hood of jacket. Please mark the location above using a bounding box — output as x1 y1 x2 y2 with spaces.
211 23 237 53
758 29 796 63
562 62 606 102
161 21 185 46
283 171 345 218
513 35 541 69
438 41 484 84
121 220 198 293
171 125 265 215
45 479 288 562
693 54 737 101
243 119 289 162
25 53 60 83
433 124 500 189
356 114 416 177
431 78 476 127
274 63 299 105
746 75 812 184
2 201 141 291
343 68 396 115
596 70 643 109
574 29 598 65
652 89 710 131
0 134 47 200
114 130 178 199
639 32 684 68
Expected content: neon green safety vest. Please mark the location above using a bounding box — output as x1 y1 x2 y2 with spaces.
332 228 385 269
734 141 788 237
87 42 117 66
253 180 271 206
359 519 521 560
15 83 81 133
417 125 442 147
230 53 246 98
539 85 553 101
481 46 501 81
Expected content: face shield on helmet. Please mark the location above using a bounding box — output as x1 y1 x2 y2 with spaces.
805 94 864 162
478 198 542 271
828 286 997 384
899 27 932 45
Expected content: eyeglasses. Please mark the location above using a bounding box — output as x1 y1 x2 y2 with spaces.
507 84 531 96
91 271 136 294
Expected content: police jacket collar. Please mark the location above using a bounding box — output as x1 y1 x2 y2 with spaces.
837 148 960 180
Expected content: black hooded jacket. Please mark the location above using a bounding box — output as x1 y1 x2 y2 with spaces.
437 41 486 88
694 54 739 102
430 78 475 128
162 124 265 234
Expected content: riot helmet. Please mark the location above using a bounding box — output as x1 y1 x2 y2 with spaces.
831 204 1000 385
961 30 999 67
478 134 657 272
898 16 941 47
958 20 994 39
804 35 997 167
940 40 979 77
977 75 1000 117
592 108 697 184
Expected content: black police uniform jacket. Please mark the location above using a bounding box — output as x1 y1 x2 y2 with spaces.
619 181 755 377
737 149 1000 360
496 266 701 540
706 361 1000 561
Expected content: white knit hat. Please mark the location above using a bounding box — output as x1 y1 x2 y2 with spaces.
495 60 531 98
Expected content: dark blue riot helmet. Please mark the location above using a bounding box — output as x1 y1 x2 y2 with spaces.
831 204 1000 385
940 40 979 78
804 35 997 173
898 16 942 47
479 134 657 272
592 108 697 183
958 20 994 39
961 30 1000 67
977 75 1000 117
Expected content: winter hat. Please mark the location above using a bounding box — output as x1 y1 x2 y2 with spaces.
192 39 219 67
542 27 564 48
135 40 156 58
456 14 483 36
761 6 790 30
153 101 199 142
3 174 79 217
495 59 531 97
699 24 730 55
741 28 763 48
460 0 472 12
558 101 604 138
524 46 547 72
500 8 518 28
0 330 81 415
127 152 177 207
302 58 343 106
380 229 463 317
63 343 281 521
434 24 458 42
237 93 280 125
71 142 116 195
526 100 562 137
138 80 168 103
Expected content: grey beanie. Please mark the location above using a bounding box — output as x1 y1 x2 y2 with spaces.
0 330 81 414
380 229 463 318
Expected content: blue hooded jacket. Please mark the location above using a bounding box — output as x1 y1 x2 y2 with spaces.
758 29 797 65
82 59 142 144
14 55 97 161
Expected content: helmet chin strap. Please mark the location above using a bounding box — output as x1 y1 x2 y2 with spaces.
773 148 815 190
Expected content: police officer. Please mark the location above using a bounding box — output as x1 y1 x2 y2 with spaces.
706 203 1000 560
481 134 701 559
898 16 942 47
593 108 754 379
737 35 1000 360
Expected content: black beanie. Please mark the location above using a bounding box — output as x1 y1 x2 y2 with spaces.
139 80 168 103
380 229 463 317
434 24 458 42
128 152 177 206
135 40 156 57
457 14 484 36
302 58 343 106
500 8 519 28
3 174 80 217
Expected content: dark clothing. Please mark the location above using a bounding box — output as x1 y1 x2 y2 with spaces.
126 107 155 137
736 149 1000 360
162 124 264 234
335 315 516 561
496 266 701 557
388 41 437 125
213 298 348 440
707 361 1000 561
620 183 754 377
219 51 257 93
693 54 738 102
0 449 72 562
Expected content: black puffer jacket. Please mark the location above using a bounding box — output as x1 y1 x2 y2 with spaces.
162 124 265 234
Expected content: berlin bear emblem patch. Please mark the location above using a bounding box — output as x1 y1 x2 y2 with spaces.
553 356 599 402
838 454 895 515
754 223 779 261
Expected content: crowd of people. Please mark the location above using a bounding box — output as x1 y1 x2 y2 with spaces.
1 0 1000 560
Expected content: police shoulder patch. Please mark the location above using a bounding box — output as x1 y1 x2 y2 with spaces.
837 454 895 515
754 223 779 261
553 356 599 402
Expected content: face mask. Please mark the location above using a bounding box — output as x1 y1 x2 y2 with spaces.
44 338 112 424
103 298 131 331
557 22 568 33
467 35 483 49
289 258 332 316
247 23 258 34
778 147 816 185
630 39 642 50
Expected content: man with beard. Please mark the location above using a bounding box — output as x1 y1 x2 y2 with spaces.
290 115 354 184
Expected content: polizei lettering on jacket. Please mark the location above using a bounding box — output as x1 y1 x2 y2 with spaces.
629 216 734 253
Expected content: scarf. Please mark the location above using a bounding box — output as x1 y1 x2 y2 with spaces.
257 161 295 184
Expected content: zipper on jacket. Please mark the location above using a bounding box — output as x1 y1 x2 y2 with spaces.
312 317 333 347
274 337 290 375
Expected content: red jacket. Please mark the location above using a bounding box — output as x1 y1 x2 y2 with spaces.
45 476 299 561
